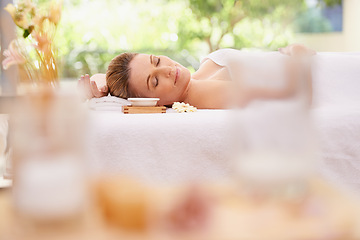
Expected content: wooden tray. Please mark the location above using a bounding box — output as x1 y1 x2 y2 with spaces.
123 106 166 114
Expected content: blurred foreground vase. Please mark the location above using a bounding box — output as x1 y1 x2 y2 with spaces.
228 51 318 199
10 89 87 223
232 102 319 199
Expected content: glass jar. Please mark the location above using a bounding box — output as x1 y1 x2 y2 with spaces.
229 52 318 200
10 88 88 223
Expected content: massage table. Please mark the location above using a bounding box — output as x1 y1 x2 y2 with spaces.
85 52 360 192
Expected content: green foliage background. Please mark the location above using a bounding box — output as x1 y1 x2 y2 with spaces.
55 0 340 79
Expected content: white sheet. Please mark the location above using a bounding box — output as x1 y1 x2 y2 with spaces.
313 106 360 192
311 52 360 108
86 107 360 190
86 110 234 183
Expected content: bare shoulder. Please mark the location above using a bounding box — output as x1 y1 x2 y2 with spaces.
187 80 231 109
192 59 224 80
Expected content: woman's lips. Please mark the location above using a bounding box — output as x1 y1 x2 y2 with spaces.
175 67 179 85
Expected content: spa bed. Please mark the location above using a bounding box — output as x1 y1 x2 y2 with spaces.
85 52 360 192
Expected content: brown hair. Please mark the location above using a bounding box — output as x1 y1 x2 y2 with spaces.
106 52 138 98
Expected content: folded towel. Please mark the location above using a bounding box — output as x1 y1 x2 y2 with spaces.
88 96 131 111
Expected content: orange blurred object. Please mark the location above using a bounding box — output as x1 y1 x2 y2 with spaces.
95 176 149 232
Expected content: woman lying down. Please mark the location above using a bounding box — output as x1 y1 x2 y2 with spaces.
78 44 316 109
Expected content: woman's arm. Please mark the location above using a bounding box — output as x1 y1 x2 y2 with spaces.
77 73 108 100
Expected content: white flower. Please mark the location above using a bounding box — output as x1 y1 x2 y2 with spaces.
172 102 181 108
172 102 197 113
187 106 197 112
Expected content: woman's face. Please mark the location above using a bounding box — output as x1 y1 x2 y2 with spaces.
128 54 191 106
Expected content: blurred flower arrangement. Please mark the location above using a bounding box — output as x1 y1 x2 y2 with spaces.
2 0 62 86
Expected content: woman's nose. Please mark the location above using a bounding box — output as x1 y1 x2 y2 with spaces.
154 66 172 78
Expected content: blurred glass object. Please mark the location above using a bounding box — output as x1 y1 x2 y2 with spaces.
0 114 12 181
0 97 16 184
0 114 8 176
10 87 88 222
233 104 318 199
230 54 318 200
3 147 13 180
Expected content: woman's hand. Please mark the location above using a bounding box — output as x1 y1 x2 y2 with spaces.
77 74 108 100
279 44 314 106
278 43 316 57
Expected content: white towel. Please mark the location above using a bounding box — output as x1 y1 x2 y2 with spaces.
311 52 360 109
313 106 360 192
87 96 131 111
86 110 234 184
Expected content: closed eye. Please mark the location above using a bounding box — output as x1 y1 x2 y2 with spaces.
153 56 161 67
155 77 159 87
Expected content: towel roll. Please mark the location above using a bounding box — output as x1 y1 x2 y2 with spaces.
88 96 131 111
